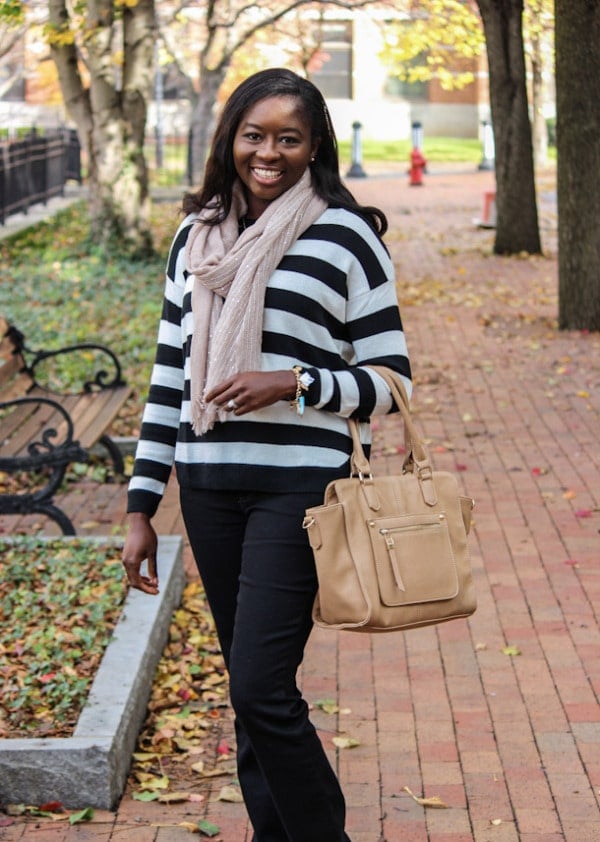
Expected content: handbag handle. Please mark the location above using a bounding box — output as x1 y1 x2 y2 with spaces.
348 366 438 508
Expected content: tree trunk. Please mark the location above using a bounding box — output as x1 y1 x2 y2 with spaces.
530 31 548 169
476 0 541 254
556 0 600 331
48 0 155 257
190 65 227 185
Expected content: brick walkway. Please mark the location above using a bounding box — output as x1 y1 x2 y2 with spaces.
2 166 599 841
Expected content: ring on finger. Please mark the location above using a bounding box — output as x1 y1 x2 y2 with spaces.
226 398 238 410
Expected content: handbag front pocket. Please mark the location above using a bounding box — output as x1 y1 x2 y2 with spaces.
367 512 459 607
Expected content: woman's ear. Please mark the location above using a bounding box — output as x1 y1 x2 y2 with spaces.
311 138 321 162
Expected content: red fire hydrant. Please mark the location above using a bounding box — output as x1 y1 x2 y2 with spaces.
409 148 427 186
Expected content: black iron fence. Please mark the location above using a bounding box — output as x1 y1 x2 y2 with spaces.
0 129 81 225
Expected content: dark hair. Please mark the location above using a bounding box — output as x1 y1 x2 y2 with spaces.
182 68 388 235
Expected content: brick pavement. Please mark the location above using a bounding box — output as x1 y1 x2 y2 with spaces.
1 165 599 841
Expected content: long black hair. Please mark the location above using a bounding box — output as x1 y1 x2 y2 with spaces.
182 68 388 235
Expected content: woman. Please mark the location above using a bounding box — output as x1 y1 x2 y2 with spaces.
123 68 411 842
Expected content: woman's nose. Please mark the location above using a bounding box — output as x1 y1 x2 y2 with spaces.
257 138 279 159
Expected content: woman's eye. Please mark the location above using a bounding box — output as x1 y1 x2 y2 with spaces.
244 132 261 141
281 136 300 145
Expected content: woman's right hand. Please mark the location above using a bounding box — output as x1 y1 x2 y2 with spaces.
122 512 160 595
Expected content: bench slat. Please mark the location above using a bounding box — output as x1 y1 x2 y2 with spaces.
0 400 65 457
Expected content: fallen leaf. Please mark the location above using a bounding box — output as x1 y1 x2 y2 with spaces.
502 646 521 656
198 819 221 837
564 559 580 568
38 802 64 813
132 791 159 802
576 390 590 398
314 699 340 715
137 774 170 791
158 792 190 803
403 786 448 809
68 807 94 825
574 509 592 518
332 736 360 749
563 489 577 500
218 785 244 802
490 818 503 826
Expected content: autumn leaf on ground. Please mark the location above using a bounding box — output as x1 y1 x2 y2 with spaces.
218 785 244 802
332 736 360 749
157 792 191 803
68 807 94 825
403 786 448 809
198 820 221 837
314 699 340 714
502 646 522 656
132 791 159 802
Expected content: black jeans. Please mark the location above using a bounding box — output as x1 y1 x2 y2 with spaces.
180 487 351 842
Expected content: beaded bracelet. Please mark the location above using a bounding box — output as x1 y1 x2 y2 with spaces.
290 365 313 415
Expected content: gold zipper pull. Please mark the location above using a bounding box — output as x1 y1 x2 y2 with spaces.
383 533 406 592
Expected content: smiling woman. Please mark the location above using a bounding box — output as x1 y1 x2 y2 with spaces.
122 67 411 842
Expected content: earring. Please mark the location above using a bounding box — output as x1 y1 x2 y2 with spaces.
311 156 316 162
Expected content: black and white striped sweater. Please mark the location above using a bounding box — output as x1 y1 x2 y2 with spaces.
127 206 411 517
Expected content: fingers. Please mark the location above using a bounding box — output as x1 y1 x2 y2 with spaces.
122 547 159 595
122 556 160 595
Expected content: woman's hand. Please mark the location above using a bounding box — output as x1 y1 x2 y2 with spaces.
205 370 297 415
122 512 160 595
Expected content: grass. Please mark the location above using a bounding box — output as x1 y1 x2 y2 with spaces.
336 136 483 166
0 202 179 438
0 537 127 738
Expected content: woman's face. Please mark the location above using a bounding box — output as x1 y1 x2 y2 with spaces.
233 95 319 219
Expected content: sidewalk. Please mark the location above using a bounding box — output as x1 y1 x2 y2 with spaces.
1 166 599 842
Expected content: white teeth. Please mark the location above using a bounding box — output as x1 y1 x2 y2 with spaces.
253 168 281 180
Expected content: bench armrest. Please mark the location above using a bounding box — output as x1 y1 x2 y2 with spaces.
0 396 88 471
25 342 126 394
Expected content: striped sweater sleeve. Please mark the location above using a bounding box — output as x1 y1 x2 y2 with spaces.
126 217 192 516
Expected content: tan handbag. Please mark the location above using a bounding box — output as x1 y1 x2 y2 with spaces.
303 367 476 632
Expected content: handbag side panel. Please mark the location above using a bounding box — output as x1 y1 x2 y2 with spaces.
304 496 373 629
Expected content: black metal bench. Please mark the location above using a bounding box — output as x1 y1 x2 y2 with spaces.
0 316 131 534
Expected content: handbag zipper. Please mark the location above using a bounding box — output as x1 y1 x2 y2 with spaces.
378 516 445 593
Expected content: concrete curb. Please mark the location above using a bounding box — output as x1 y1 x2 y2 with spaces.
0 535 185 810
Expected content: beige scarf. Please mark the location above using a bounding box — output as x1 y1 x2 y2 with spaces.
186 168 327 435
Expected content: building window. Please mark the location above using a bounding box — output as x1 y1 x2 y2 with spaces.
310 21 352 99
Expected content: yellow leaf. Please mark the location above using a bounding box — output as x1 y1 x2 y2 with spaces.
577 390 590 398
157 792 190 803
403 786 448 809
198 766 235 778
138 775 170 791
502 646 521 657
490 818 503 826
562 489 577 500
332 736 360 749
